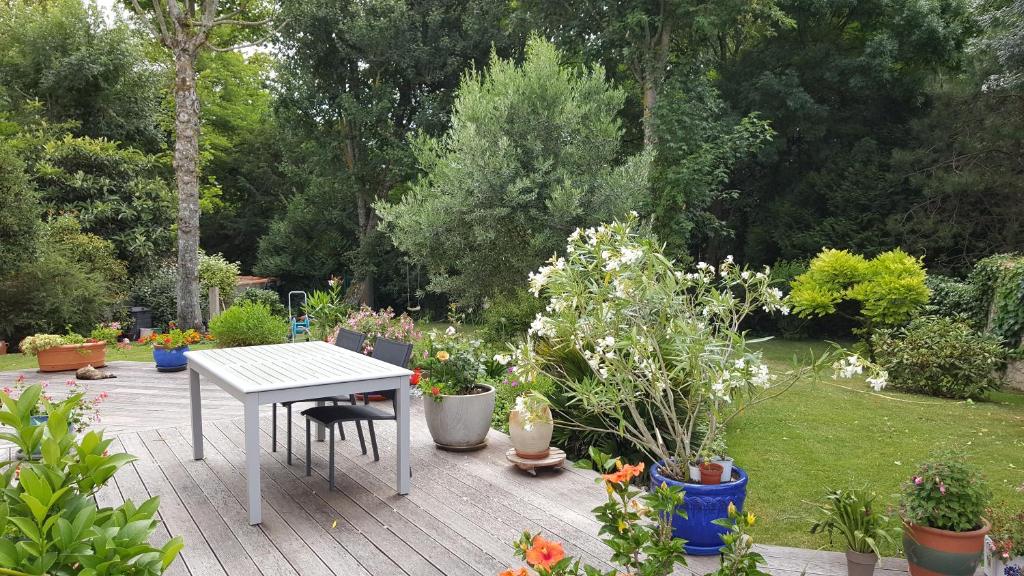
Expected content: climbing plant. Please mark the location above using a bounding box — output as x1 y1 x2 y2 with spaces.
967 254 1024 348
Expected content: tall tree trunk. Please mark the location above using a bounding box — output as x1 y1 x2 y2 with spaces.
642 19 673 148
173 49 203 330
642 79 658 147
354 188 376 308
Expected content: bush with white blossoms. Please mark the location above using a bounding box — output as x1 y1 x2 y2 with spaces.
513 214 885 482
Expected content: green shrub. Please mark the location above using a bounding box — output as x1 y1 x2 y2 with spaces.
481 289 544 343
874 316 1005 399
209 302 288 347
128 264 178 330
199 252 241 307
236 288 287 318
0 384 184 574
967 254 1024 347
925 274 978 321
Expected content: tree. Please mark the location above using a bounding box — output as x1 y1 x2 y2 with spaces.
0 144 42 273
263 0 516 304
517 0 792 147
376 38 653 305
127 0 278 329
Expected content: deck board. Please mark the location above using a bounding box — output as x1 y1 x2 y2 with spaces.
0 361 920 576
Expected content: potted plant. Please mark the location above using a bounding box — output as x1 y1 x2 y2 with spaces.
699 457 724 486
512 216 888 555
902 454 992 576
508 391 554 458
0 340 7 355
418 327 497 450
986 506 1024 576
3 375 108 459
140 328 203 372
810 488 900 576
19 332 106 372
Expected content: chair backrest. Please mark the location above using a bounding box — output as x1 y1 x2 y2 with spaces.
370 336 413 405
335 327 366 353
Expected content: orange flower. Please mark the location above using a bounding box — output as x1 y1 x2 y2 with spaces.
602 462 645 484
524 535 564 569
430 386 441 396
499 569 529 576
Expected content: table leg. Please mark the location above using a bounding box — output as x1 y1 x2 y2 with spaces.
396 378 410 495
244 396 262 525
315 399 326 442
189 367 204 460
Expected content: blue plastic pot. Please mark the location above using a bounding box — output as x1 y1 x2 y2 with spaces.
153 346 189 372
650 460 749 555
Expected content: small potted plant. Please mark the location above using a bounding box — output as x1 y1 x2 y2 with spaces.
902 454 992 576
699 453 724 485
140 328 203 372
986 506 1024 576
810 488 900 576
418 327 497 450
3 375 107 459
19 332 106 372
508 391 554 459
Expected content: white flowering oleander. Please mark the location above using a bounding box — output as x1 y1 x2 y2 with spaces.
493 353 511 365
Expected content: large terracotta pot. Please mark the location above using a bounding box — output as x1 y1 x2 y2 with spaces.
423 384 495 450
904 520 990 576
508 405 553 459
36 342 106 372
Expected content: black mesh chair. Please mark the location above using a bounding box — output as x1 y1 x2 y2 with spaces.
302 336 413 490
272 327 365 464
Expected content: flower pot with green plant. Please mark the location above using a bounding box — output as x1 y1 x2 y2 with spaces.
418 326 499 450
3 374 108 459
140 328 205 372
512 215 887 554
19 331 106 372
810 488 900 576
986 506 1024 576
0 383 183 574
508 390 554 459
902 454 992 576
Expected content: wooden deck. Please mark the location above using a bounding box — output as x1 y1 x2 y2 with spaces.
0 361 915 576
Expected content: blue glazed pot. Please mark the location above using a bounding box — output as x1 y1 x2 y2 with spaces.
153 346 189 372
650 460 749 556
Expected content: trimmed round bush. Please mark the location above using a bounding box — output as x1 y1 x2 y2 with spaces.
209 302 289 347
480 289 544 344
924 274 978 321
874 316 1006 399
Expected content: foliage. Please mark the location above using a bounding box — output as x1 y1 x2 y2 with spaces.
341 305 418 354
924 275 978 321
304 283 349 342
127 265 179 331
0 384 183 575
788 248 930 347
17 332 92 357
376 37 653 305
968 254 1024 347
89 323 121 345
2 374 108 430
138 329 204 350
873 316 1005 400
511 215 865 481
199 252 241 307
989 505 1024 561
492 373 555 433
709 503 770 576
208 302 288 348
809 488 899 555
0 144 42 274
901 454 992 532
480 289 545 345
235 288 286 318
416 327 495 399
505 448 687 576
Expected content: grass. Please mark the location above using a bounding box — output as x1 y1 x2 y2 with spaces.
0 342 217 373
733 339 1024 551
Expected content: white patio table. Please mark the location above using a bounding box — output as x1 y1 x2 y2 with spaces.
186 341 412 525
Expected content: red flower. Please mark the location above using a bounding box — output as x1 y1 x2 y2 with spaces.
430 386 441 396
410 368 422 386
524 535 565 569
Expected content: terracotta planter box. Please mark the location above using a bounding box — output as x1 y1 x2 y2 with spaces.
36 342 106 372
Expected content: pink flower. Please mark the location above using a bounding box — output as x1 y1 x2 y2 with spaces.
939 482 947 495
16 374 25 383
913 476 923 485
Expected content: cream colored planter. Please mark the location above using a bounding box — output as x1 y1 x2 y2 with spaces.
509 406 553 459
423 384 495 450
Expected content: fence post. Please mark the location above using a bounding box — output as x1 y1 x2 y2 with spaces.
209 286 221 321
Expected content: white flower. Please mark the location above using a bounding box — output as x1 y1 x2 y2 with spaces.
867 371 888 392
602 336 615 348
734 358 746 370
725 255 734 264
696 261 710 270
493 354 511 365
528 314 556 339
445 326 456 336
751 364 772 388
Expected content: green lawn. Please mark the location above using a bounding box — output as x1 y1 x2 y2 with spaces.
0 342 217 373
734 339 1024 552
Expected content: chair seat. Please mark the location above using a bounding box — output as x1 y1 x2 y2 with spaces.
302 404 393 424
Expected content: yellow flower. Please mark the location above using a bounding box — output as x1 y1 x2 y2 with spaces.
746 511 756 526
617 519 628 533
436 351 450 362
727 501 737 518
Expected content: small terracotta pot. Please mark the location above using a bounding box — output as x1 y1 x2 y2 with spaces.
845 549 878 576
0 340 7 355
699 462 724 485
904 519 990 576
36 342 106 372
